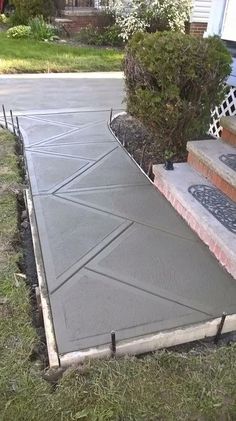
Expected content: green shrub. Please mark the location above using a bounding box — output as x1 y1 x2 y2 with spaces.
7 16 58 41
11 0 54 24
124 32 232 162
6 25 31 39
29 15 58 40
77 25 123 48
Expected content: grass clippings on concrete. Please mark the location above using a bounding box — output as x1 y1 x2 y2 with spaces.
0 128 236 421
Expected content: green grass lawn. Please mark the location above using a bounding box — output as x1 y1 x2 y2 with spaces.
0 33 123 73
1 129 236 420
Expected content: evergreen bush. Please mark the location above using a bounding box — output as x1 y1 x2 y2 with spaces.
124 31 232 162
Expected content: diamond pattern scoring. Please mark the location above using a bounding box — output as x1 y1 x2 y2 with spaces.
19 110 236 358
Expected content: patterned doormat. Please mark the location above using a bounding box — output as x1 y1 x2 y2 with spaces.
188 184 236 234
219 154 236 172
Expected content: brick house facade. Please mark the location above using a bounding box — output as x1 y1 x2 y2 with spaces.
190 0 236 41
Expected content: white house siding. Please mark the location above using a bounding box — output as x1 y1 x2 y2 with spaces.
191 0 212 23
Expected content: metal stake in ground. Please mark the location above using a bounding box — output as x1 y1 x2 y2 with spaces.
2 105 8 130
111 330 116 356
110 108 113 125
16 116 21 137
16 117 23 155
10 110 16 136
214 312 227 344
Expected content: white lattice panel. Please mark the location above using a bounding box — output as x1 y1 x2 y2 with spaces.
209 85 236 137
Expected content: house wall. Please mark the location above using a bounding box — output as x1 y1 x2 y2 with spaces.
190 0 212 37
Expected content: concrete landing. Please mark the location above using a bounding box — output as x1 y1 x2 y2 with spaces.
18 110 236 366
153 163 236 279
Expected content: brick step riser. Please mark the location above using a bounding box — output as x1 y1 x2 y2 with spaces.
153 173 236 280
187 151 236 202
221 128 236 147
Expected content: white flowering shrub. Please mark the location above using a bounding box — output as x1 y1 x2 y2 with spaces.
108 0 191 41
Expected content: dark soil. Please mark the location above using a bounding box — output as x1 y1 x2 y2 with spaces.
20 216 48 367
111 114 157 179
16 142 49 368
111 113 214 179
111 113 188 179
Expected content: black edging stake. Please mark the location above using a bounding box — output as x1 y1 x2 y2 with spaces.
214 312 227 344
16 116 23 154
16 116 20 137
2 105 8 129
10 110 16 135
111 331 116 356
110 108 113 125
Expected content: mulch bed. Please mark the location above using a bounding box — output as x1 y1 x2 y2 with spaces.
111 113 214 179
111 113 187 179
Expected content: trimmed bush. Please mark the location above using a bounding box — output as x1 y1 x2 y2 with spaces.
124 31 232 162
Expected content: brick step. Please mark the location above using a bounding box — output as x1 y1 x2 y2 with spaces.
220 116 236 146
187 139 236 201
153 163 236 279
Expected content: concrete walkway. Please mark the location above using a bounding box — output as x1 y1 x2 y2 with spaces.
2 74 236 365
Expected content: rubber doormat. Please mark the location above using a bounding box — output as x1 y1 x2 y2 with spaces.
188 184 236 234
219 154 236 172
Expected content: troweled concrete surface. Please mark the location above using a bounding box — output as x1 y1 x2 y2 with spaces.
2 74 236 358
18 108 236 356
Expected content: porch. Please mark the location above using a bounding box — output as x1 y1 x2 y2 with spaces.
61 0 111 31
63 0 109 13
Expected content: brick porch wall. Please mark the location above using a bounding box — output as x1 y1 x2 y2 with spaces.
189 22 208 37
63 14 101 32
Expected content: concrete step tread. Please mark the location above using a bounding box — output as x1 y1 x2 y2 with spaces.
187 139 236 188
153 163 236 279
220 116 236 135
63 8 99 16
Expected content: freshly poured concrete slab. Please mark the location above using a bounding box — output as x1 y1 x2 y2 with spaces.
57 185 197 240
29 142 117 161
43 125 116 146
20 110 236 362
18 116 75 147
51 269 209 354
57 147 150 192
25 150 91 194
29 110 113 128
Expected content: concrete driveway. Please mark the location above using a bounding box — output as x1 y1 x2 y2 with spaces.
0 72 124 111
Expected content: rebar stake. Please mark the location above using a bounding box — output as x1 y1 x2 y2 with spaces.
2 105 8 129
214 312 227 344
16 116 20 136
110 108 113 124
10 110 16 135
111 330 116 356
